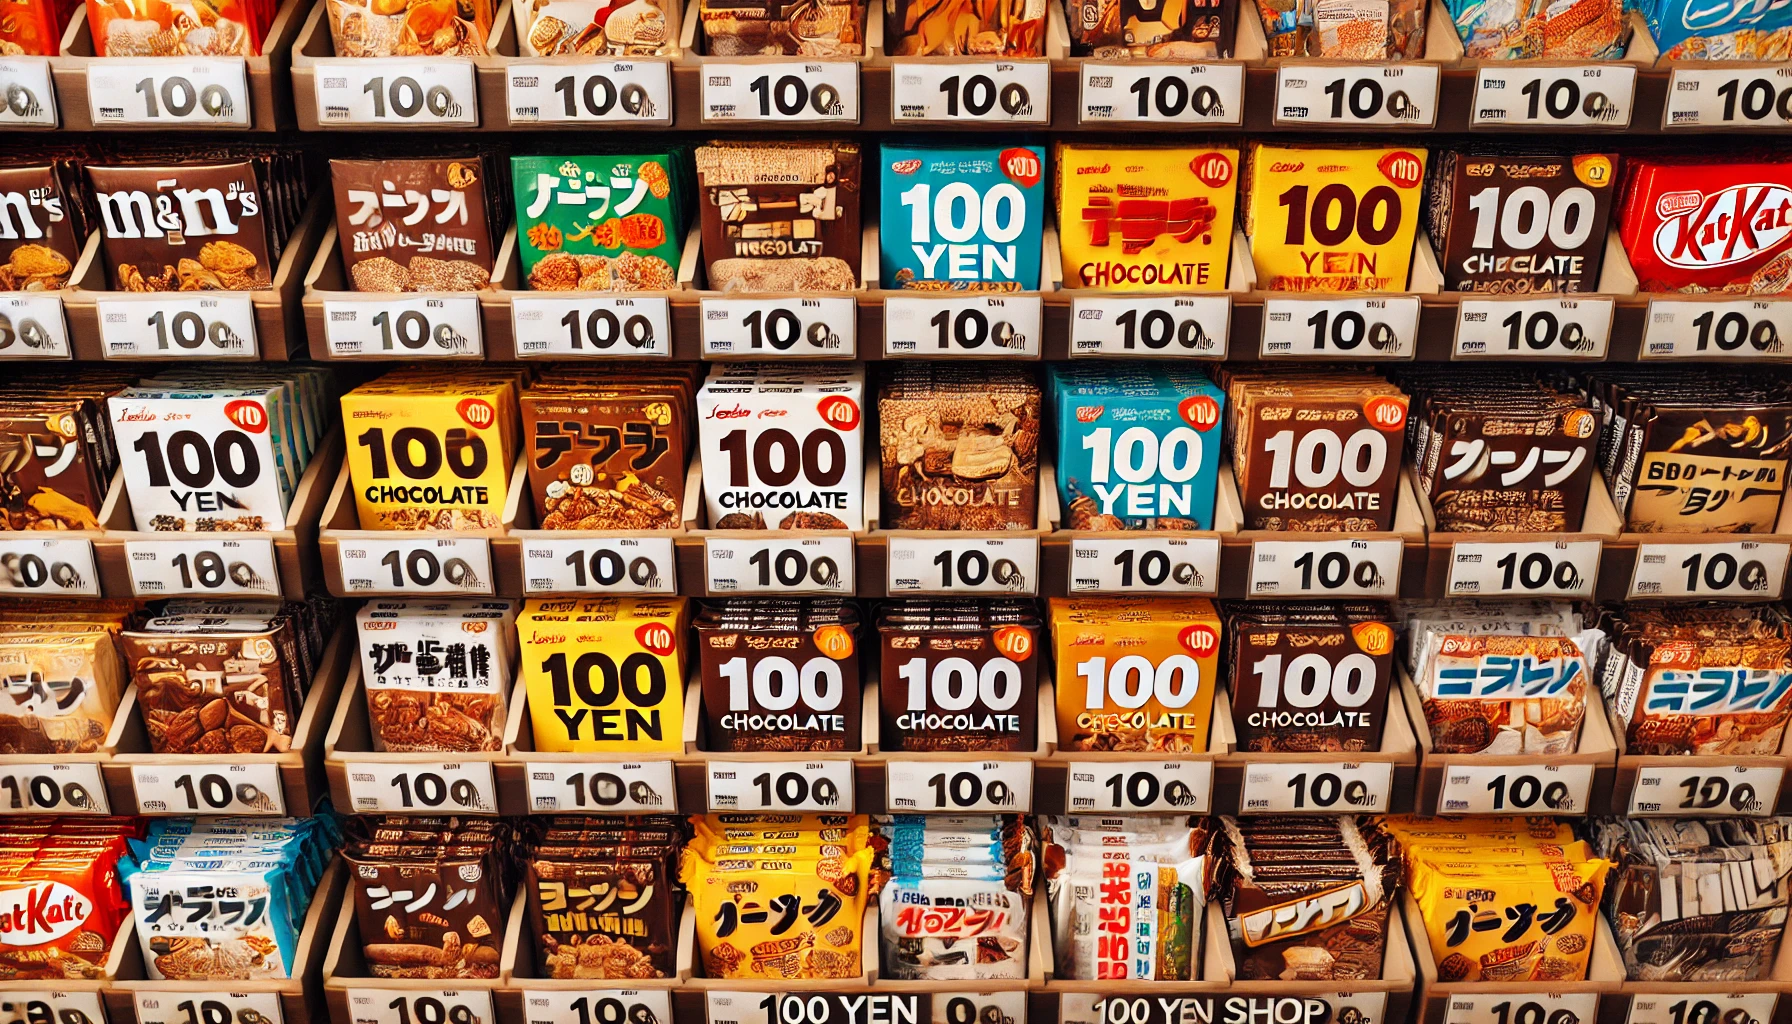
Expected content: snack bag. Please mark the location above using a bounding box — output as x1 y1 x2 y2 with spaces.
1054 144 1238 292
681 841 874 980
512 154 686 292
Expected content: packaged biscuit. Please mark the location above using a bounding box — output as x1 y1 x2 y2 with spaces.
1067 0 1234 56
694 142 861 293
697 599 861 751
698 365 864 531
514 0 675 54
1050 363 1224 530
0 818 136 979
1621 156 1792 294
513 154 687 292
325 0 493 55
1448 0 1626 58
341 367 524 531
0 159 91 290
885 0 1041 54
0 369 138 530
344 820 510 979
1426 150 1619 294
87 154 300 292
701 0 864 54
879 364 1040 532
1597 604 1792 756
89 0 271 55
1640 0 1790 58
880 143 1046 292
518 598 689 753
1245 144 1427 293
878 600 1040 752
524 815 683 978
331 156 503 293
0 630 125 754
1042 815 1209 980
1050 597 1221 752
1226 603 1395 753
1592 817 1792 981
356 599 516 753
1216 816 1397 981
879 815 1034 979
1054 144 1237 292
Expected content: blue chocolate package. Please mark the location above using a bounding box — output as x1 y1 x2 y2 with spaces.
1050 362 1226 530
879 142 1046 291
1640 0 1792 58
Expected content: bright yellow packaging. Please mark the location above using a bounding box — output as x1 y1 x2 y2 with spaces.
518 597 689 753
1244 143 1428 292
681 839 874 980
1054 144 1239 292
1411 853 1611 983
341 370 522 530
1049 597 1221 752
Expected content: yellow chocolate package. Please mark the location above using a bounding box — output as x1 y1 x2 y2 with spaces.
1054 144 1239 292
1411 855 1611 982
1049 597 1221 752
681 842 875 980
519 597 689 753
1244 143 1428 292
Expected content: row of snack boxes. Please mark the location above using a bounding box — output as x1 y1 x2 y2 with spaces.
5 208 1784 366
20 844 1792 1024
4 0 1789 135
19 622 1792 820
10 429 1786 606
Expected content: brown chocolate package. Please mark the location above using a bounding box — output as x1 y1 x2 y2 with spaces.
1226 604 1394 753
85 161 278 292
0 380 134 530
527 856 679 978
347 852 507 979
701 0 864 54
521 366 700 531
693 142 860 292
878 600 1038 752
121 621 304 754
0 164 88 291
331 157 499 293
1426 150 1619 295
697 599 860 751
879 364 1042 530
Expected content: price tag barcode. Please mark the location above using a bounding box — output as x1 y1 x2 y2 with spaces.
1079 62 1243 124
700 297 855 357
1447 541 1599 598
96 293 257 358
132 763 284 815
526 761 677 813
1453 297 1612 359
885 296 1041 357
506 61 673 124
512 296 670 357
886 760 1030 811
1437 763 1593 815
1629 764 1782 816
0 58 56 126
522 536 677 594
1065 761 1211 812
701 62 859 122
0 294 70 358
1069 536 1219 594
1274 64 1438 126
1249 539 1401 597
891 61 1048 122
346 761 497 814
126 538 280 597
323 297 482 358
1665 66 1792 128
314 60 477 125
707 760 852 811
888 536 1038 595
1069 296 1228 357
1261 296 1419 359
1641 298 1792 359
0 537 98 595
705 536 853 595
338 537 493 594
1630 541 1789 600
1471 66 1635 127
1240 762 1392 814
88 59 250 126
0 764 109 815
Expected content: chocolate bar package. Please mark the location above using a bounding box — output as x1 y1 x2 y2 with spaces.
1255 0 1426 56
1067 0 1235 55
325 0 494 55
1041 815 1209 980
879 815 1034 979
1053 143 1238 292
1598 604 1792 756
1448 0 1627 58
1427 149 1619 294
698 365 863 531
877 600 1039 752
87 156 296 292
1050 362 1225 530
0 818 135 980
1222 367 1409 531
518 597 689 753
1051 597 1221 752
0 159 91 291
345 822 511 979
512 153 687 292
331 155 502 292
1620 155 1792 294
1226 602 1395 753
880 364 1041 531
880 142 1045 291
514 0 675 54
91 0 273 55
884 0 1041 54
0 628 126 754
0 368 137 530
1640 0 1791 58
694 141 860 292
356 599 516 753
524 815 684 978
701 0 864 54
697 599 860 751
1245 143 1428 292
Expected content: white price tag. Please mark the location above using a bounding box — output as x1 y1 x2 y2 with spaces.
1274 64 1438 126
1447 540 1600 598
704 536 853 594
88 59 249 125
506 61 672 124
930 994 1025 1024
1248 539 1401 597
526 761 677 813
1079 62 1243 123
525 991 672 1024
0 537 97 595
338 537 493 594
1448 994 1598 1024
1629 995 1778 1024
1437 763 1594 815
708 759 852 811
132 763 285 815
1471 65 1634 126
891 60 1048 122
314 59 477 125
700 297 854 357
1261 296 1419 358
1069 536 1218 594
701 62 859 122
96 293 257 358
1063 994 1387 1024
0 763 109 815
1629 764 1783 816
888 536 1037 594
1240 761 1392 813
885 295 1041 357
1066 761 1211 812
136 992 283 1024
886 760 1030 811
708 992 773 1024
346 761 497 814
1666 65 1792 128
522 536 676 594
347 991 493 1024
0 58 56 126
1642 298 1792 359
126 537 279 597
1454 297 1612 359
0 294 69 358
323 296 482 358
511 296 670 357
1630 541 1789 600
0 991 105 1024
1069 296 1228 357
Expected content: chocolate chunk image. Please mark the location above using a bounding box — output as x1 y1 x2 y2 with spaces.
780 511 847 530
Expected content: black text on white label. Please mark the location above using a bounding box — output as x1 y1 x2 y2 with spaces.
133 763 284 815
127 538 280 597
1438 763 1593 815
705 536 853 595
1262 297 1419 358
0 58 56 126
1630 541 1789 600
1070 536 1219 594
526 761 677 813
314 60 477 125
1666 66 1792 128
97 294 257 358
89 59 250 126
1628 995 1779 1024
1642 299 1792 359
0 764 109 815
1454 298 1612 359
1242 762 1392 813
1448 994 1598 1024
1630 766 1783 816
1066 761 1212 813
346 991 492 1024
707 760 852 812
324 297 482 357
1275 64 1438 126
507 61 672 124
701 62 859 122
887 760 1030 812
525 992 671 1024
0 294 69 358
1079 62 1243 124
347 761 497 814
888 536 1037 595
512 296 671 358
136 992 284 1024
339 537 493 594
701 297 854 358
885 295 1041 357
1472 66 1635 126
0 537 97 595
1447 541 1599 598
1250 539 1401 597
1070 296 1228 357
523 536 677 594
892 61 1048 122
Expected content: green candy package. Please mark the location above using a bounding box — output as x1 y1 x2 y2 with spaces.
512 153 689 292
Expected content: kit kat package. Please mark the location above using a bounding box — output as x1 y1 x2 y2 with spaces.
1620 155 1792 294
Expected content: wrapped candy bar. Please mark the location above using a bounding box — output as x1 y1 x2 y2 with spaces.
1041 815 1210 980
343 816 511 980
523 815 685 979
0 817 138 979
356 599 517 753
877 815 1034 980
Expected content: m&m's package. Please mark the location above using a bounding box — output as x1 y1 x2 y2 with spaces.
880 143 1046 291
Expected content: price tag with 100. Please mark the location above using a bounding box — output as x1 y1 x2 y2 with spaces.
1446 994 1599 1024
1078 62 1244 124
339 537 493 594
89 59 249 126
700 297 855 357
1241 761 1392 813
1069 296 1228 357
522 536 676 594
0 294 70 358
526 761 678 813
1630 541 1789 600
886 760 1030 811
126 538 280 597
1066 761 1212 813
346 761 497 814
1447 541 1599 598
1261 297 1419 358
701 62 858 122
1249 539 1401 597
97 294 257 358
523 992 672 1024
1454 298 1612 359
1629 765 1783 816
512 296 670 357
1471 66 1635 126
885 296 1042 357
707 760 852 811
136 992 285 1024
1275 64 1438 126
1437 763 1593 815
314 60 476 124
704 536 853 595
1641 299 1792 359
0 536 98 595
1665 66 1792 128
133 763 284 815
347 990 491 1024
506 61 672 124
1069 535 1219 594
323 297 482 358
891 62 1048 122
887 536 1037 594
0 763 109 815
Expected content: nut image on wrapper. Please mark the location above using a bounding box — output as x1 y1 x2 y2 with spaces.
519 597 689 752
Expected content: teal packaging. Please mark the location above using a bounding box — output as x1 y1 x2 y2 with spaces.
879 142 1045 291
1049 362 1225 530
